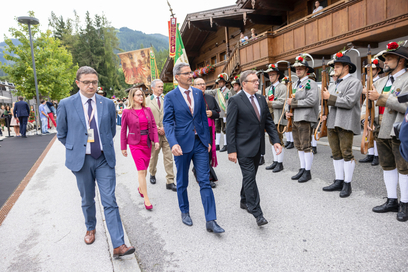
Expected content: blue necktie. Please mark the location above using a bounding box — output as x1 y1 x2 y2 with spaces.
87 99 101 159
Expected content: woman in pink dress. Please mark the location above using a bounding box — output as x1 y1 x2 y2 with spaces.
121 88 159 210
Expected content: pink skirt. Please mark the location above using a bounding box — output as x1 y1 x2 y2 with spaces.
129 135 151 171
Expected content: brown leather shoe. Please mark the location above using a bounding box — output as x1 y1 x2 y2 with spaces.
84 229 96 245
113 244 135 258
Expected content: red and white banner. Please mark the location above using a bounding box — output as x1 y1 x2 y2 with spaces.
168 17 177 58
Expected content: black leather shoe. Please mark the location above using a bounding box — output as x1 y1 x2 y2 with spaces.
286 142 294 149
323 180 344 191
266 161 278 170
291 168 305 180
256 215 268 226
284 141 290 148
359 155 374 163
216 145 220 151
150 175 156 184
372 198 399 213
206 220 225 233
272 162 284 173
181 212 193 226
166 183 177 191
210 181 217 188
259 155 265 166
240 202 250 213
312 146 317 154
340 182 352 198
220 145 227 152
397 202 408 222
371 156 379 166
298 170 311 183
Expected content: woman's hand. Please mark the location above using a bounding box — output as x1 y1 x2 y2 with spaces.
155 142 160 150
121 150 127 157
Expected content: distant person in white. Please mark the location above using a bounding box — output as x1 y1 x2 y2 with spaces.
312 1 324 15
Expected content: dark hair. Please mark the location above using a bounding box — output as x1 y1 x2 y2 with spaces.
76 66 98 81
5 105 11 111
18 96 23 101
40 100 45 104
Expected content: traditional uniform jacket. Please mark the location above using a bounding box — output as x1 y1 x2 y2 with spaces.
375 71 408 139
327 75 362 135
290 77 319 124
206 86 235 117
267 81 287 125
361 75 381 123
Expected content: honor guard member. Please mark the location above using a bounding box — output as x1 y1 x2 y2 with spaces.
264 63 286 172
206 73 235 152
367 41 408 221
146 79 176 191
286 54 319 183
359 57 384 166
309 72 319 154
231 75 242 94
321 51 362 198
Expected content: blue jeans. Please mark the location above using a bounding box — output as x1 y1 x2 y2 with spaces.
41 117 48 133
117 115 122 126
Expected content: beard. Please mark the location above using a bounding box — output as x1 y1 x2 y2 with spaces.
383 65 393 73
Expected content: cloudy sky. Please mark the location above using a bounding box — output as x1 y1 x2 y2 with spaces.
1 0 236 41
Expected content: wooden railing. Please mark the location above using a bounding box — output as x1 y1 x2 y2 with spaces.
221 42 240 78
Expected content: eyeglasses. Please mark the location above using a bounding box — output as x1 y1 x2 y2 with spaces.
245 79 259 84
178 72 194 76
79 80 98 86
195 83 206 86
135 94 144 97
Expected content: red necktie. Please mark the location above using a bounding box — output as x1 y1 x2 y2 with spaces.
250 96 260 121
184 90 193 115
157 96 161 109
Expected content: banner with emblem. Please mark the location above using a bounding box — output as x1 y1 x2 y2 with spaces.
168 18 177 58
217 88 226 112
173 23 189 87
118 48 151 86
150 49 159 81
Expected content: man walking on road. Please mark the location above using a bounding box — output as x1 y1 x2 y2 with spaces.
227 70 282 226
146 79 177 191
57 66 135 258
13 96 30 138
163 62 224 234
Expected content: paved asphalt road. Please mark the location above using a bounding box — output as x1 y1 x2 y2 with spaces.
114 129 408 272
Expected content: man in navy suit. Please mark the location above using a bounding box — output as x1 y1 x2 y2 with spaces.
13 96 30 138
57 66 135 258
163 62 224 233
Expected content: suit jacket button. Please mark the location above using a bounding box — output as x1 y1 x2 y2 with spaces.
84 144 86 147
85 133 88 136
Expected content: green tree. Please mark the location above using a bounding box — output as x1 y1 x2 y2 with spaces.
1 12 78 100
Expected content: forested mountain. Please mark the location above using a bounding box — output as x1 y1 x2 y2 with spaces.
116 27 168 52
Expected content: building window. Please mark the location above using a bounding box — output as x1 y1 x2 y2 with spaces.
197 62 204 69
211 56 217 65
220 51 227 61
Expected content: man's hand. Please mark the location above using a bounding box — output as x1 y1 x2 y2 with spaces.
362 86 368 95
321 115 327 121
274 143 282 155
155 142 160 150
206 110 213 118
208 144 211 153
121 150 127 157
287 98 292 105
172 144 183 156
368 85 380 101
157 127 165 136
322 87 330 100
228 152 237 163
286 112 293 119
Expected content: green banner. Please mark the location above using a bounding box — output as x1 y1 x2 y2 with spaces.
150 49 158 81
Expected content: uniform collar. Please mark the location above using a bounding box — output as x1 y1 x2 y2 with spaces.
392 68 406 80
339 73 351 80
272 81 280 88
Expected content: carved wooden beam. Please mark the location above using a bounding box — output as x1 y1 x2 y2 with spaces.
214 18 245 30
247 14 283 25
348 41 379 48
191 21 218 32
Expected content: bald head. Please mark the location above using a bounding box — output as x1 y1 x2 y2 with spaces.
194 78 206 93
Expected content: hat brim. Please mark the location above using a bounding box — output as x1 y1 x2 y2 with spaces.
329 60 356 74
378 51 408 64
290 65 314 73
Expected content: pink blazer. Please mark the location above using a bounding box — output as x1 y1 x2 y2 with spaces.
120 107 159 150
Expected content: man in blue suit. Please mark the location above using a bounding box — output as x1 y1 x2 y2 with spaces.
57 66 135 258
13 96 30 138
163 62 224 233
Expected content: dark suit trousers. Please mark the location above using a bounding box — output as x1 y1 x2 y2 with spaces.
72 153 125 248
174 138 216 221
238 148 262 218
18 116 28 137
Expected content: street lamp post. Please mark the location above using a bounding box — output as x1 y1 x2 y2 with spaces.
17 16 40 135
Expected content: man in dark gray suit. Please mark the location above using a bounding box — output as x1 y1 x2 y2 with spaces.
13 96 30 138
227 70 282 227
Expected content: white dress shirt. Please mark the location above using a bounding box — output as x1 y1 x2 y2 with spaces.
179 85 194 112
79 92 103 154
243 90 261 117
386 68 406 87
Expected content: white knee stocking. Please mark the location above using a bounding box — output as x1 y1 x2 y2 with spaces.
277 148 284 163
399 174 408 203
333 159 344 180
304 152 313 171
374 141 378 156
344 160 355 183
384 169 398 199
272 145 277 161
216 133 221 145
298 151 305 169
311 137 317 147
224 134 227 145
368 148 374 156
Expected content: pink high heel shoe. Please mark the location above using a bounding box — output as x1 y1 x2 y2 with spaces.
144 202 153 210
138 187 144 198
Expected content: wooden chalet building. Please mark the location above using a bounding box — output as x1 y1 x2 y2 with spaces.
161 0 408 87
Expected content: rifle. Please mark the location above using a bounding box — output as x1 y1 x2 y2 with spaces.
314 57 329 140
286 62 294 132
361 45 375 154
276 60 291 134
361 60 367 106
